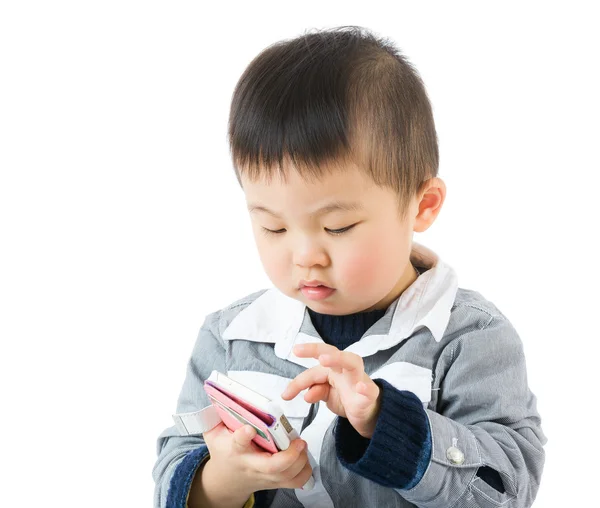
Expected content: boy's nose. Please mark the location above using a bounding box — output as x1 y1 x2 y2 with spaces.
293 241 330 268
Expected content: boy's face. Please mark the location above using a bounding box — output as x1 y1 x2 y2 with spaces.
242 162 435 315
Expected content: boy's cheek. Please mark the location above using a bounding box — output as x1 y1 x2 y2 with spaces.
338 234 394 284
339 243 410 296
340 251 381 293
258 248 294 290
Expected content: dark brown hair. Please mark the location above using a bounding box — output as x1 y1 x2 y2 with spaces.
228 26 438 218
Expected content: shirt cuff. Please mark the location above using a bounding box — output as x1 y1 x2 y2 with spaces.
166 446 210 508
334 378 432 489
167 446 255 508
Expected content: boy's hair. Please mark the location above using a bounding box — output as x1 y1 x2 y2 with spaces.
228 26 438 218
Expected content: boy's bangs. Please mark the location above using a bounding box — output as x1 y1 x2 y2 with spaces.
228 34 356 184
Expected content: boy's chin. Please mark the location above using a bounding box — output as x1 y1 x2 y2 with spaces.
294 290 342 313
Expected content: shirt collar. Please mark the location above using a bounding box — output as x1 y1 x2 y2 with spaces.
222 242 458 367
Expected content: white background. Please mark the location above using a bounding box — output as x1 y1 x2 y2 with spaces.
1 1 598 506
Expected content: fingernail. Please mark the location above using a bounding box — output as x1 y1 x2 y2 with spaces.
295 440 305 452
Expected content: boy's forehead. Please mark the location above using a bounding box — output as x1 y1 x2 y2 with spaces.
242 165 374 215
248 198 364 219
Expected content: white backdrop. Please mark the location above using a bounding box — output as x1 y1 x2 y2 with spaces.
1 1 598 506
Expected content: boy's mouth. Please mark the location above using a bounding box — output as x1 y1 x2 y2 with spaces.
298 281 336 300
299 279 331 288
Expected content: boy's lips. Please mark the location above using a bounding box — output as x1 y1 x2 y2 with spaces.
299 279 331 288
298 280 336 300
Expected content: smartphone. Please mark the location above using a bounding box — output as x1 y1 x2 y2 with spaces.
204 370 297 452
204 370 315 491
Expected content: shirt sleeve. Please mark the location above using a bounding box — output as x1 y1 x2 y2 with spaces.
334 380 432 489
397 314 547 508
152 310 227 508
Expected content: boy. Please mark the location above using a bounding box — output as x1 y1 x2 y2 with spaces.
153 26 546 508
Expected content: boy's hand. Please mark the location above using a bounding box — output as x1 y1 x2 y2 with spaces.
200 422 313 501
281 344 382 438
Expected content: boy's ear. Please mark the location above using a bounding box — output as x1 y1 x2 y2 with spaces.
413 177 446 233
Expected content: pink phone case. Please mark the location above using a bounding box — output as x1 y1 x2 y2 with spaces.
204 381 279 453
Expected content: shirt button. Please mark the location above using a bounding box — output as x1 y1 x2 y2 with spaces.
446 446 465 465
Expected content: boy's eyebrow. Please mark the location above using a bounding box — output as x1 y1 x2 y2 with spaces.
248 200 363 218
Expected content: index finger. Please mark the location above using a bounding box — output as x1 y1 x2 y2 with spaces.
292 343 339 359
295 343 364 374
281 364 329 400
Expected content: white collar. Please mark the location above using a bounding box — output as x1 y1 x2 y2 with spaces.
222 242 458 368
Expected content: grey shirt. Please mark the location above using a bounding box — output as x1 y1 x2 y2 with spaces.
153 243 546 507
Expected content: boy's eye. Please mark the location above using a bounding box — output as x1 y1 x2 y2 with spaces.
262 227 286 235
261 224 356 236
325 224 356 235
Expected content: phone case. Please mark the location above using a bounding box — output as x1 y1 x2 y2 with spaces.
203 372 316 491
204 382 281 453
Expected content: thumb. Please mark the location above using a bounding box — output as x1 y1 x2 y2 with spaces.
232 424 257 450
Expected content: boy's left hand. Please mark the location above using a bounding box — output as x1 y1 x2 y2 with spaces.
281 343 381 439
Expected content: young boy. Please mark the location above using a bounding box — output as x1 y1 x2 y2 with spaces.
153 26 546 508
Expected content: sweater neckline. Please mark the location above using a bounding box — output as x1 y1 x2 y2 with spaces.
306 306 387 349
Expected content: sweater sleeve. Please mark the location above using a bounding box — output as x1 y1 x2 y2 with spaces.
334 378 508 494
334 378 432 489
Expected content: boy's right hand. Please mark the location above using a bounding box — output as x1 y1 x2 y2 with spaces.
202 422 313 498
